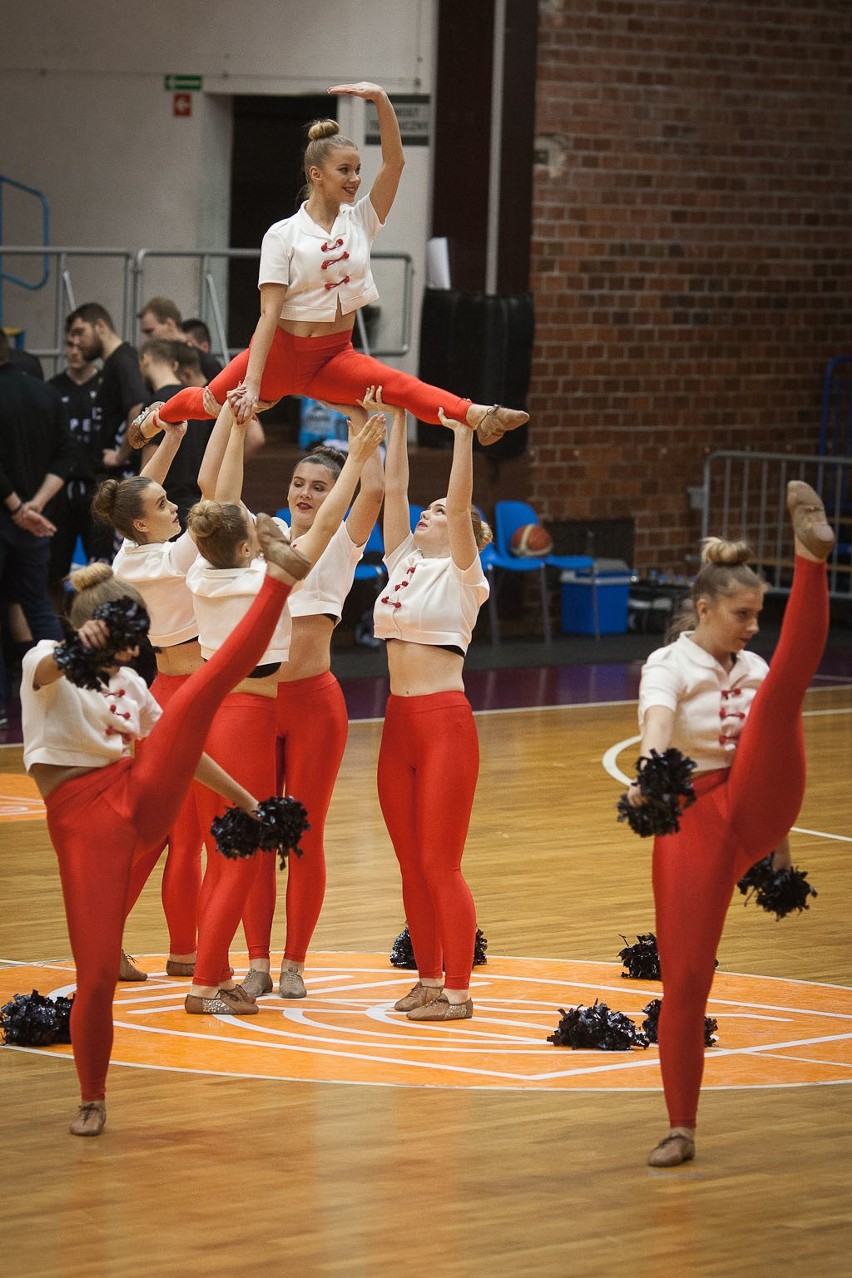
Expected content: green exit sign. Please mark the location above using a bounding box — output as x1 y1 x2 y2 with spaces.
164 74 203 92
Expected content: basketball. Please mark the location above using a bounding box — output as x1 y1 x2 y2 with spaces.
510 523 554 557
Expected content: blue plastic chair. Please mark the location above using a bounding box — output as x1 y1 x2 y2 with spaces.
353 521 388 584
490 500 597 642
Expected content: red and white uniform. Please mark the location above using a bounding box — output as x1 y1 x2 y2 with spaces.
241 522 366 967
259 198 382 321
639 560 829 1132
374 536 489 992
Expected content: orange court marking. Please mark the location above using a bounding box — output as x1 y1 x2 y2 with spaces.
3 953 851 1092
0 773 44 823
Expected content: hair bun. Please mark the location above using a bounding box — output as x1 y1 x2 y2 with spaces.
700 536 754 567
307 118 340 142
68 562 114 593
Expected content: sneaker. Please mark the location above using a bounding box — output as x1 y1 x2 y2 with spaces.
278 962 307 999
69 1100 106 1137
240 969 273 999
118 950 148 981
393 981 443 1012
406 993 473 1022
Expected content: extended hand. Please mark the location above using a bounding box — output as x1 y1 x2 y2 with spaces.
328 82 385 101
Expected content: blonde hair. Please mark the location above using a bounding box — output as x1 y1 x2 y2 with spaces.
66 562 146 628
470 507 493 551
187 499 250 569
301 119 358 199
667 537 765 640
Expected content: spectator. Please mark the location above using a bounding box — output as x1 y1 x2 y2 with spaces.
138 297 222 380
181 317 221 365
66 303 147 478
47 330 106 585
0 328 72 712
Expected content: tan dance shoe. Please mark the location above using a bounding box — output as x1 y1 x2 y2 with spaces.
278 963 307 1000
406 993 473 1022
118 950 148 981
69 1101 106 1137
787 480 835 560
393 981 443 1012
647 1132 696 1168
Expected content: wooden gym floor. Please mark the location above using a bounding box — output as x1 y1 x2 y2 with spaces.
1 657 851 1278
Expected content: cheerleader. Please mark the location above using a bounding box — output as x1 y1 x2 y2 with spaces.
184 408 386 1013
239 405 384 1000
93 407 248 979
133 83 528 449
21 526 309 1136
627 481 834 1167
371 389 491 1021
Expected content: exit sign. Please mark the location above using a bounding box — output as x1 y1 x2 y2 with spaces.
164 74 203 92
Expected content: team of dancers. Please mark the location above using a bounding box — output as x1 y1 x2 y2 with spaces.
17 82 837 1166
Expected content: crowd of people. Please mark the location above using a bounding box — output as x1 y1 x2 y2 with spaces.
2 82 837 1173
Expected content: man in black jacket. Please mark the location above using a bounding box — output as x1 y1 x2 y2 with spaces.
0 329 72 711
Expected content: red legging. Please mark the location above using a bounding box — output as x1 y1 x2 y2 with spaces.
652 555 829 1130
157 329 473 427
191 691 278 987
44 575 292 1102
124 671 204 955
377 691 479 990
241 672 348 965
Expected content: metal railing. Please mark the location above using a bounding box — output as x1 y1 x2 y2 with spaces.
0 176 51 327
700 450 852 599
0 243 414 372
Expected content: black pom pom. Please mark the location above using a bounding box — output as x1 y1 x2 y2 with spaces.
389 926 417 969
54 596 151 690
255 796 310 869
211 795 310 864
547 1000 649 1051
616 748 697 837
0 990 74 1046
389 923 489 970
736 854 817 920
618 933 661 981
210 806 261 860
641 997 717 1047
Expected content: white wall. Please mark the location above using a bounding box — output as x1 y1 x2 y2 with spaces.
1 0 437 368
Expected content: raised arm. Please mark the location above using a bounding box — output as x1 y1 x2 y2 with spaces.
328 82 405 222
294 412 386 564
140 421 187 485
363 385 408 553
439 408 479 570
213 408 251 506
320 400 385 547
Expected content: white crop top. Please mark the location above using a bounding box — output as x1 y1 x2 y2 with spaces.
113 533 199 647
373 534 489 654
186 556 292 664
287 522 365 621
22 640 162 771
638 632 769 773
258 197 383 322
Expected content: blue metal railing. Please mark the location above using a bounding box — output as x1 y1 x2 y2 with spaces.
0 175 50 328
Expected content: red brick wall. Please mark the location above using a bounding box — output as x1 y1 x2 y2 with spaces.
529 0 852 570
